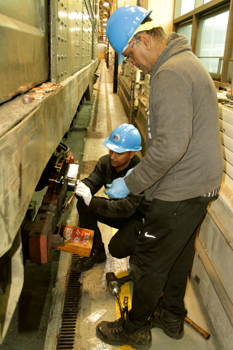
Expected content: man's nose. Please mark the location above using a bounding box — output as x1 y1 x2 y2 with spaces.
110 151 117 159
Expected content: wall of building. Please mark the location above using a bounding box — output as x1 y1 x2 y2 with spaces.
147 0 174 34
98 43 106 59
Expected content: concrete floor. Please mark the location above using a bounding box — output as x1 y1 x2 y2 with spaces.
0 60 221 350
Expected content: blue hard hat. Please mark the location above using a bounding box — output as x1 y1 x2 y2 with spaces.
106 6 152 65
103 124 142 153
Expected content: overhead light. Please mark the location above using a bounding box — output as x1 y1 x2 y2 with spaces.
103 23 106 26
103 18 107 21
103 2 109 6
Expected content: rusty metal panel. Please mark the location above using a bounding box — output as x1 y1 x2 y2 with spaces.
0 60 98 259
29 183 58 264
0 0 49 104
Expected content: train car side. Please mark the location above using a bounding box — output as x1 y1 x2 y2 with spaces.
0 0 99 343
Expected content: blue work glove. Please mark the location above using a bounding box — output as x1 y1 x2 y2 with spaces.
105 177 130 199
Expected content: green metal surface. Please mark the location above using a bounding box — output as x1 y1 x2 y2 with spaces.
0 0 49 104
51 0 97 84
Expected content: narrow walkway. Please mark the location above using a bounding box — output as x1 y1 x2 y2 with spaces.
46 60 220 350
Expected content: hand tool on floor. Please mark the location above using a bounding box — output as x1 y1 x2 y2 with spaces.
184 316 210 339
106 271 210 339
106 272 132 320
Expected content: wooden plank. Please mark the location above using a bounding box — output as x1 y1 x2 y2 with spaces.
220 131 233 153
222 145 233 166
224 159 233 180
219 119 233 139
219 105 233 126
224 173 233 192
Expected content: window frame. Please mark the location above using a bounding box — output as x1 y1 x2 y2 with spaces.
173 0 233 85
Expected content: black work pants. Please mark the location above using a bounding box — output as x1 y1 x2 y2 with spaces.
77 197 144 257
124 196 214 333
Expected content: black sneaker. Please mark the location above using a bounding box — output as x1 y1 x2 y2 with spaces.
72 249 106 273
96 318 152 350
150 302 184 340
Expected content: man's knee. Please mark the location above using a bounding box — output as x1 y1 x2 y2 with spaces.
108 240 125 259
108 237 133 259
108 240 120 258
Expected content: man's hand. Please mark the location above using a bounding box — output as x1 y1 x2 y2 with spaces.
75 182 92 206
105 177 130 199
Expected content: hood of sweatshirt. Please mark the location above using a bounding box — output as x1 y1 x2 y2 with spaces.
151 32 192 78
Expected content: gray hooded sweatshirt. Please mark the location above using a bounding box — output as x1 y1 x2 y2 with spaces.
125 33 223 202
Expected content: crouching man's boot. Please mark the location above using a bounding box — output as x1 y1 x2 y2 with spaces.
96 317 152 350
72 249 106 273
150 302 184 340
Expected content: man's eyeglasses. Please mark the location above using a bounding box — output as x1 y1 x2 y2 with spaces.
124 40 137 63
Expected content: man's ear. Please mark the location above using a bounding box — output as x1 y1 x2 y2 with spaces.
139 33 151 50
129 151 136 159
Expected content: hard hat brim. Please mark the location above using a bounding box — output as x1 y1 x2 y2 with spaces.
118 53 125 65
103 139 142 153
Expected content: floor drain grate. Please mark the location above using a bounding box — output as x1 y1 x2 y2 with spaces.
56 255 82 350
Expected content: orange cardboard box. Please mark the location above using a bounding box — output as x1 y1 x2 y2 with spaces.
57 223 94 257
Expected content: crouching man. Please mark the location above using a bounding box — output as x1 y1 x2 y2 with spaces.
73 123 149 273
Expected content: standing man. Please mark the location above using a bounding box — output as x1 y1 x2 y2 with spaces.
96 6 223 350
73 123 149 273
